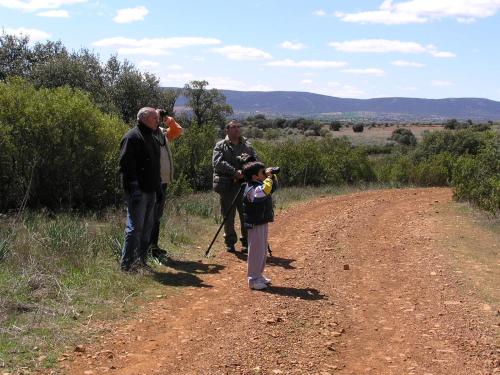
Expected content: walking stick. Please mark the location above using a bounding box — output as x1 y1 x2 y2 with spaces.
205 184 246 257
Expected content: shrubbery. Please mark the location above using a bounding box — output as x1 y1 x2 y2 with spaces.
253 138 375 186
452 145 500 213
374 127 500 213
353 124 364 133
0 78 127 210
390 128 417 146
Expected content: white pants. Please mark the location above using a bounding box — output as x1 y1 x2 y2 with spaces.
247 223 268 283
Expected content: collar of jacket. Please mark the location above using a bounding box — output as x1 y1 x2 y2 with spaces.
137 121 154 133
224 135 247 145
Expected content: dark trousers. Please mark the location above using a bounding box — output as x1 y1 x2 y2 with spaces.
150 183 168 247
219 184 247 248
121 190 156 270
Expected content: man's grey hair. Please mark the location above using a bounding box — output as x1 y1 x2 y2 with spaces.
137 107 157 123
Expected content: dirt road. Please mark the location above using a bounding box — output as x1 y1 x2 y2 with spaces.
64 188 499 375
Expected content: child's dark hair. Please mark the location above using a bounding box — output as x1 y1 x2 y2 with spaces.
243 161 265 182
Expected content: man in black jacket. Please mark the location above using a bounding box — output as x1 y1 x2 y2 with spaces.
119 107 161 272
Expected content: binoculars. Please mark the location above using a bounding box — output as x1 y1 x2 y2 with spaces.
269 167 280 175
158 109 168 119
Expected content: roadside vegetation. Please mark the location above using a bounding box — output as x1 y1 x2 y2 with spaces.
1 33 499 372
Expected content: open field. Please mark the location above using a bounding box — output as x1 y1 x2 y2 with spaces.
328 124 444 145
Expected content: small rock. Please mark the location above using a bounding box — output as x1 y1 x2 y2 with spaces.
343 264 350 270
83 371 94 375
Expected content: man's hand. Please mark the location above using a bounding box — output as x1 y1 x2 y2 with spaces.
235 170 244 180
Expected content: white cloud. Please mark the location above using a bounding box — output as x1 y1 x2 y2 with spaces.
205 76 272 91
137 60 160 69
324 82 366 98
343 68 385 76
212 45 272 60
92 36 221 56
313 9 327 16
117 47 170 56
391 59 425 67
329 39 455 58
0 0 86 12
161 72 195 86
113 6 148 24
161 73 271 91
301 79 313 84
167 64 183 70
431 80 453 86
3 27 51 41
280 41 305 50
36 9 69 17
335 0 500 25
266 59 347 68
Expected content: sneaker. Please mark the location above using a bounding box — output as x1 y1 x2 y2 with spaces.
249 281 268 290
260 275 272 284
226 245 236 253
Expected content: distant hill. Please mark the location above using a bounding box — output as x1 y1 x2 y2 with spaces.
173 89 500 121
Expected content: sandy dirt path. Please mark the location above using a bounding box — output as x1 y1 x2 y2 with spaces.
63 188 499 375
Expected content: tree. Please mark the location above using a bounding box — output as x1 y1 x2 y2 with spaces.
158 88 180 116
183 80 232 127
330 120 342 131
390 128 417 146
444 118 459 129
0 34 32 80
353 124 364 133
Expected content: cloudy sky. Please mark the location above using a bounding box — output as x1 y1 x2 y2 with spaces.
1 0 500 100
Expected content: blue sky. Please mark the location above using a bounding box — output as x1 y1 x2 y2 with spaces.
1 0 500 100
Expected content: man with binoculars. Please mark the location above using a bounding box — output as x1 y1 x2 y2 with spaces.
212 120 257 253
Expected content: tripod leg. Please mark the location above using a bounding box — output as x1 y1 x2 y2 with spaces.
205 184 246 257
267 244 272 256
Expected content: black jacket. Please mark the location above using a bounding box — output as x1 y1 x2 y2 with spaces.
243 180 276 227
119 122 161 193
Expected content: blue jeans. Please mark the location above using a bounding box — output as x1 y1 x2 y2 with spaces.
121 189 156 270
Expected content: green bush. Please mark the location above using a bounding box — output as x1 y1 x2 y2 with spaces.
353 124 364 133
390 128 417 146
452 145 500 213
171 123 218 190
253 138 375 186
409 153 453 186
415 128 495 160
0 78 127 211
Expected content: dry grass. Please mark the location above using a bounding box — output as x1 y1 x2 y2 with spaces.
435 202 500 305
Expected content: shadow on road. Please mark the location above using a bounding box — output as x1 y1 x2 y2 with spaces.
232 252 296 270
167 259 225 274
266 255 296 270
261 286 326 300
152 271 213 288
